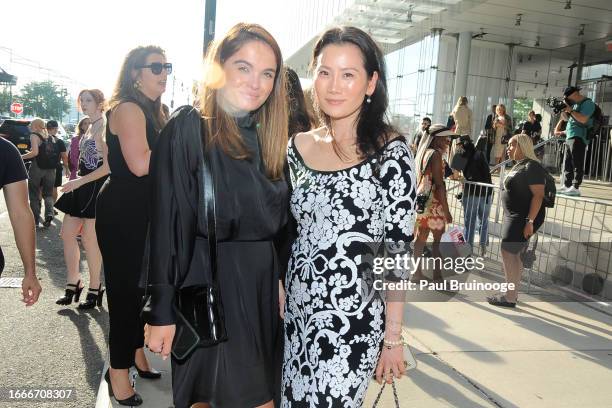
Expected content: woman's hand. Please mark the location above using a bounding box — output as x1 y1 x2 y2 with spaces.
375 346 406 384
523 222 534 239
145 324 176 361
279 281 286 320
61 178 82 193
445 210 453 224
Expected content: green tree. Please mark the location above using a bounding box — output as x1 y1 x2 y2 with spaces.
19 80 70 120
0 87 16 114
512 97 533 126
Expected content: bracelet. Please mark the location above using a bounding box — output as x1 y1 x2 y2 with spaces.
383 335 404 349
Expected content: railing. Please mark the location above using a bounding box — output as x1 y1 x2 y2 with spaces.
584 125 612 183
537 125 612 183
445 137 611 300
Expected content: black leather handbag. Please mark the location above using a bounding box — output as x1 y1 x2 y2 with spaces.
171 149 228 360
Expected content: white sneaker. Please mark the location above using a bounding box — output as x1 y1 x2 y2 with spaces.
564 186 581 196
558 185 571 194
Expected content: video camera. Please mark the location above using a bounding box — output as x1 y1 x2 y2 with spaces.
545 96 569 115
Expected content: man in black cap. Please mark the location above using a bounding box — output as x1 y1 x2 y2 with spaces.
46 120 69 205
556 86 595 197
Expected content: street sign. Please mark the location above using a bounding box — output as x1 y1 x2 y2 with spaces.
10 102 23 115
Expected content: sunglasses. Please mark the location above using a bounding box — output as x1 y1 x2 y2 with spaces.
136 62 173 75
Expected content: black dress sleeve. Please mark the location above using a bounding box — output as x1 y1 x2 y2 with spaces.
143 106 202 326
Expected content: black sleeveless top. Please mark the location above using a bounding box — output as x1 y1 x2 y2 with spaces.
105 98 160 182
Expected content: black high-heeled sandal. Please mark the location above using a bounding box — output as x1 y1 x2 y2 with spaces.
104 369 143 406
134 364 162 379
56 280 83 305
77 284 105 310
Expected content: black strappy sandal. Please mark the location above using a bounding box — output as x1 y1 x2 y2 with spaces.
56 280 83 305
486 294 516 308
77 284 105 310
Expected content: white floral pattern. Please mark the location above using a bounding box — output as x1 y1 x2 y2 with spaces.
282 136 417 408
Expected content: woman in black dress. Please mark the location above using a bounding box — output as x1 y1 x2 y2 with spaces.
487 133 546 308
144 23 288 408
96 45 170 406
55 89 108 309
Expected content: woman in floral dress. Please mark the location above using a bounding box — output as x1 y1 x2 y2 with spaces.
410 124 456 283
281 26 416 407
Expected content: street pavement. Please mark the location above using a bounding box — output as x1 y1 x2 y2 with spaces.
2 186 612 408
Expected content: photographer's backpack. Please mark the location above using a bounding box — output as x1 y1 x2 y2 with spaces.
34 133 61 169
577 98 603 142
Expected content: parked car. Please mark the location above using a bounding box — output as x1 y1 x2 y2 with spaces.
0 119 32 155
0 119 70 154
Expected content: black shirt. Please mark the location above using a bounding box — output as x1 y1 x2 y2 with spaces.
502 159 546 218
485 113 495 130
522 121 542 138
1 137 28 189
463 150 492 197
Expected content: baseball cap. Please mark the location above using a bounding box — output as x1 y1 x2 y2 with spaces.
563 86 580 97
428 124 458 138
46 120 59 129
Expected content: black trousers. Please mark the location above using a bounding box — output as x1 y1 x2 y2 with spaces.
563 137 586 188
96 178 148 369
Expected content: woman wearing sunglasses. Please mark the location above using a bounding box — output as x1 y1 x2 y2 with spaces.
144 23 288 408
95 45 170 406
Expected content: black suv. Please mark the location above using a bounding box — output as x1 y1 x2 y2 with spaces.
0 119 32 155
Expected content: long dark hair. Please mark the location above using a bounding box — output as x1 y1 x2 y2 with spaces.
109 45 167 131
286 67 313 137
310 26 395 158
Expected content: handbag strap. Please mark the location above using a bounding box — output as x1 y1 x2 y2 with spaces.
201 150 218 282
372 380 400 408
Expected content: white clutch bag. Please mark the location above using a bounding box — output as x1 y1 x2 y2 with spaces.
402 328 418 371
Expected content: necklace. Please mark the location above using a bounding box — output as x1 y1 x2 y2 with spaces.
86 116 104 139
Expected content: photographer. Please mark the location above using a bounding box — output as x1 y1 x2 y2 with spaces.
453 136 493 256
556 86 595 197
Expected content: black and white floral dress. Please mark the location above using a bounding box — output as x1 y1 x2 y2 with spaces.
281 136 417 407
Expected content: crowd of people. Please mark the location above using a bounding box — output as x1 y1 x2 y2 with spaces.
2 20 589 408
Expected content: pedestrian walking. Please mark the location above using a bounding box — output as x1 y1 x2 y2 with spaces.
0 136 41 305
55 89 108 309
96 45 170 406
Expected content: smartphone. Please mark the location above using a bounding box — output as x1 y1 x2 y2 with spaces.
171 304 201 361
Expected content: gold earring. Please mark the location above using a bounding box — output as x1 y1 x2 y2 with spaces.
134 80 142 89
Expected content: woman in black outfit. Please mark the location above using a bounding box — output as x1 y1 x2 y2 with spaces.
144 23 288 408
55 89 108 309
488 133 545 308
96 45 170 406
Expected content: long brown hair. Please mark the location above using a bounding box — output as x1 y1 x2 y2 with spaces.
198 23 287 179
109 45 167 131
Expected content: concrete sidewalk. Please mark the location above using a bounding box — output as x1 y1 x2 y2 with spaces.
97 298 612 408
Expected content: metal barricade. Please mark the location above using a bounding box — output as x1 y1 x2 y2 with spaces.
584 125 612 183
445 137 611 300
